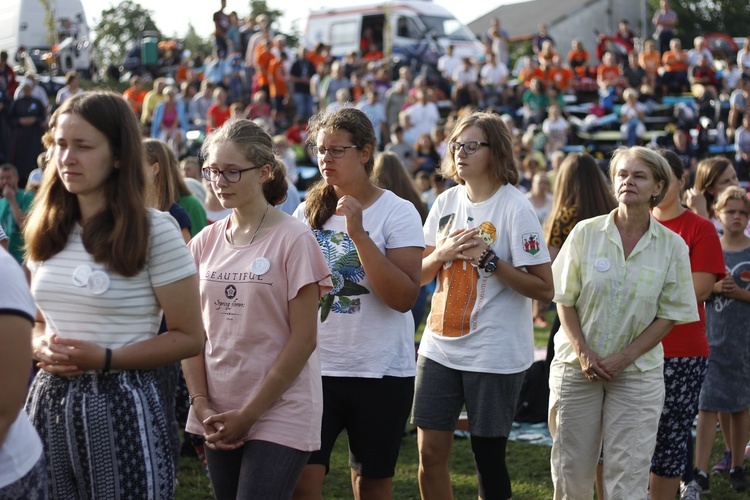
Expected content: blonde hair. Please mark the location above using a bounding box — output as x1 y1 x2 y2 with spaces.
713 186 750 213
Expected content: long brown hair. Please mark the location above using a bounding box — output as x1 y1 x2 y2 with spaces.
371 151 428 222
439 111 518 187
544 152 617 244
693 157 735 218
144 139 178 211
25 91 149 277
304 107 377 229
201 119 288 206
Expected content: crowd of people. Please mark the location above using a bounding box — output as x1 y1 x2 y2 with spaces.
1 1 750 499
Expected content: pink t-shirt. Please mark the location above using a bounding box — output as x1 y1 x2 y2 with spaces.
187 213 332 451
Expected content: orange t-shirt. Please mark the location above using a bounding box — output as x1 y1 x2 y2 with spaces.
662 50 688 73
550 66 574 90
122 88 147 115
520 67 546 87
597 64 622 85
269 59 287 98
307 52 327 69
255 47 274 87
639 51 661 75
567 49 589 67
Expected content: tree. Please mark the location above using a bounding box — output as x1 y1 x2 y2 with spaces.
648 0 750 48
91 0 160 68
249 0 284 28
183 23 213 59
248 0 300 47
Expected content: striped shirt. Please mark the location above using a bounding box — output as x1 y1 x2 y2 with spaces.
29 209 196 350
552 209 699 371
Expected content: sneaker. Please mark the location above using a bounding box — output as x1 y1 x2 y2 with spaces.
711 449 731 474
680 480 702 500
730 467 750 492
694 469 710 494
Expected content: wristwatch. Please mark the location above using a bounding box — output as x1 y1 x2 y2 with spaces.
480 252 500 273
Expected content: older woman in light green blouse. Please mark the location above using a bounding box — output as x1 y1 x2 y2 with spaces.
549 146 699 500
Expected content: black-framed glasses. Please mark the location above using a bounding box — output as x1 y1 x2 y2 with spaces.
202 166 260 183
309 145 359 158
448 141 490 155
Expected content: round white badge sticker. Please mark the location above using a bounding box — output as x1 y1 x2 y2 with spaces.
251 257 271 276
72 265 92 287
594 257 611 272
87 270 111 295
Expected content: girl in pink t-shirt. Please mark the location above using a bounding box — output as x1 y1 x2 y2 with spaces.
183 119 332 499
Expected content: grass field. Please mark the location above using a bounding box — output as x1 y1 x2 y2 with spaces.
174 311 749 499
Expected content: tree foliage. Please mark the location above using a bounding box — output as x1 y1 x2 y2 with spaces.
92 0 160 68
248 0 300 47
249 0 284 28
648 0 750 45
183 23 213 58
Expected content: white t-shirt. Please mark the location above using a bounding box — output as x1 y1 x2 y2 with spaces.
29 209 196 350
405 102 440 140
480 62 509 87
542 117 570 143
293 190 425 378
187 215 332 451
526 192 554 225
452 67 478 85
0 249 43 489
419 184 551 374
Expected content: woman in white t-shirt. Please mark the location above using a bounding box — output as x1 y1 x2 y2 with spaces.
292 107 424 498
23 91 203 498
415 111 554 499
0 249 46 498
183 119 332 499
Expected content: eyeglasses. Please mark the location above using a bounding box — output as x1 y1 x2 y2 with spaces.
202 166 260 183
448 141 490 155
309 145 359 158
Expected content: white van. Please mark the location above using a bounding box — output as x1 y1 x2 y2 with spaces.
305 0 485 64
0 0 95 77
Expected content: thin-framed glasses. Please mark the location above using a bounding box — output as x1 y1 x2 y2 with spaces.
202 166 260 183
309 145 359 158
448 141 490 155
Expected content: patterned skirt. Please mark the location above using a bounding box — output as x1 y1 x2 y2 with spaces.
25 369 174 500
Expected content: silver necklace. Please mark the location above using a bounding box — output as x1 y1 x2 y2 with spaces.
229 203 269 245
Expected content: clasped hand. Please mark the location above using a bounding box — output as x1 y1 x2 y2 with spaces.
196 404 259 451
33 332 106 377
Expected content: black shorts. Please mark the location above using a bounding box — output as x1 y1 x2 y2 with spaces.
307 376 414 478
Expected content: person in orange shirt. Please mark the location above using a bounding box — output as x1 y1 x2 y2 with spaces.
661 38 689 94
597 52 623 110
516 57 546 102
639 40 662 91
567 39 590 77
269 51 288 127
254 39 274 96
549 60 574 93
122 75 147 117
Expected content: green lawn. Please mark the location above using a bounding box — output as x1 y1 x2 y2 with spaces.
175 309 749 499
